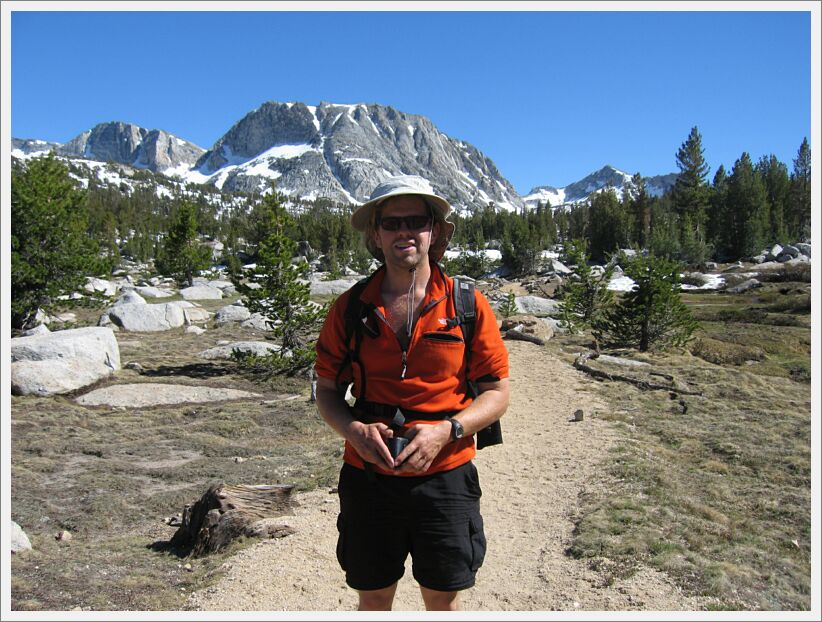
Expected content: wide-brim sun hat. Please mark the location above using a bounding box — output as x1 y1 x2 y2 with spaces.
351 174 456 263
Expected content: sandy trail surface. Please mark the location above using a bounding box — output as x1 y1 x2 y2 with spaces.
188 340 705 612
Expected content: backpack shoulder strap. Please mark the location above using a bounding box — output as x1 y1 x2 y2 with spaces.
452 276 477 399
335 275 374 396
452 276 477 353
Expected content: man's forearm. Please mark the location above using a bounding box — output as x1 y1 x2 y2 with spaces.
452 378 510 437
315 382 361 441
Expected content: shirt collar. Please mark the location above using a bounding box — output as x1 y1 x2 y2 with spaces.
359 263 448 308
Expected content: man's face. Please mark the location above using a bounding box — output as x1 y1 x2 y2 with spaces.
373 195 439 270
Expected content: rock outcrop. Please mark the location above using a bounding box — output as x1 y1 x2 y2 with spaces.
193 101 523 211
11 327 121 396
58 121 205 174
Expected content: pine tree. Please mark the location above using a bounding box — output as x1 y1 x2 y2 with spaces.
706 165 728 252
155 200 213 286
587 188 628 262
593 254 698 352
560 239 615 333
722 153 770 259
671 126 711 252
499 292 517 319
757 155 790 244
231 188 325 373
787 137 811 240
502 216 542 275
11 153 102 329
627 173 651 249
647 203 681 261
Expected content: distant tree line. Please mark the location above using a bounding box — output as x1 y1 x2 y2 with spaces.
532 129 810 268
10 129 811 328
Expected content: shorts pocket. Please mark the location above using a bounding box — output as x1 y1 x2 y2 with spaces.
468 514 487 572
335 514 347 571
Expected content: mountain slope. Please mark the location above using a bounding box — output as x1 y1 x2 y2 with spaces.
186 101 523 212
12 106 679 213
56 121 205 175
523 165 677 208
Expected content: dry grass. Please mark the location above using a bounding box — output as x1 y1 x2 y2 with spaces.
11 280 812 611
564 276 812 610
11 294 343 611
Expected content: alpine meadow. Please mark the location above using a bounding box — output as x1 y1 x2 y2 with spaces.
9 96 818 612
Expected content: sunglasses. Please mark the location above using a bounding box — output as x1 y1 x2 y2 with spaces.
377 215 432 231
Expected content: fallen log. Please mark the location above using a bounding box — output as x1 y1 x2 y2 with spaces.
573 351 702 396
170 482 296 556
503 329 545 346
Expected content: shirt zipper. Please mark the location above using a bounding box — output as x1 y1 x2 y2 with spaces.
375 294 447 380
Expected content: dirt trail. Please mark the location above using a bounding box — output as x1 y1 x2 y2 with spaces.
188 340 705 611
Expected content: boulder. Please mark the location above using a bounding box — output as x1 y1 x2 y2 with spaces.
180 285 223 301
135 285 174 298
726 278 762 294
786 255 810 265
776 246 800 263
765 244 783 261
310 278 359 297
84 277 119 297
241 313 274 331
12 359 116 396
106 302 186 332
540 316 568 335
21 324 50 337
11 521 32 553
513 295 562 317
199 341 282 360
545 258 572 275
114 291 147 306
168 301 211 324
208 279 237 295
11 326 120 396
215 303 252 324
795 242 811 258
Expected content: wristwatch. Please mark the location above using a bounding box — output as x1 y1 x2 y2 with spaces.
447 417 465 442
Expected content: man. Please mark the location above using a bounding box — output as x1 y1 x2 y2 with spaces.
314 175 509 611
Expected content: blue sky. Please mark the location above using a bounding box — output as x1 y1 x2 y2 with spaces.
9 7 813 194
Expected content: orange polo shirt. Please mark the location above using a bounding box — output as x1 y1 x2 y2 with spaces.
315 264 509 476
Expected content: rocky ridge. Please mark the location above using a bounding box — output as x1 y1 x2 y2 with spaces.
12 102 679 214
56 121 205 174
523 165 678 208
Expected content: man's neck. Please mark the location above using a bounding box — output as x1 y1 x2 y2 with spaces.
381 260 433 296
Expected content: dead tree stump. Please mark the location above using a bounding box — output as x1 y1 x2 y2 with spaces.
170 482 296 556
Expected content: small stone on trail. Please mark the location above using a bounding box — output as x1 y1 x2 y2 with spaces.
573 409 584 422
56 530 72 541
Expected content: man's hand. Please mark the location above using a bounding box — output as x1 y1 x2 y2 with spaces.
393 421 452 474
345 421 395 471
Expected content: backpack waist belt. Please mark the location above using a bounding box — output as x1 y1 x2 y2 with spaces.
353 398 459 422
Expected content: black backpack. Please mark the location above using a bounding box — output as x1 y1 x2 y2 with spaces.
335 271 502 449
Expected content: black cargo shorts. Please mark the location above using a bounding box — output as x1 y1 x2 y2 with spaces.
335 461 487 592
